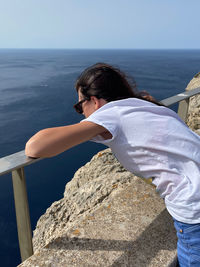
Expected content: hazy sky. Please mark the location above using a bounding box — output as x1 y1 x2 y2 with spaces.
0 0 200 49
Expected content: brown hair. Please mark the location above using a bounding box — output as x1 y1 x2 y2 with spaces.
75 63 163 106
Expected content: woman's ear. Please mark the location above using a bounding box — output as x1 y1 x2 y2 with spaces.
90 96 107 111
90 96 101 110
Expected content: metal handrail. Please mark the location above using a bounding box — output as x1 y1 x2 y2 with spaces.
0 87 200 263
0 150 41 176
160 86 200 106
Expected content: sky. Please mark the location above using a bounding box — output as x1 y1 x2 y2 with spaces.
0 0 200 49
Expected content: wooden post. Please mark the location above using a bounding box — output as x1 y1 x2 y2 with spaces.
177 98 189 123
12 168 33 261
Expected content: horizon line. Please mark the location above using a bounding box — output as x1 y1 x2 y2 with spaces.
0 48 200 50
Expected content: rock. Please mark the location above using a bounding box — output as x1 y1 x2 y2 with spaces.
18 149 177 267
32 150 133 251
186 72 200 134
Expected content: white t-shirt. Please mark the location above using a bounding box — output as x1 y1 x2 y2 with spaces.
82 98 200 224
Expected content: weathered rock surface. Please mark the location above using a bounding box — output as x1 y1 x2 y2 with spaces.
18 74 200 267
32 150 137 251
186 72 200 135
19 149 177 267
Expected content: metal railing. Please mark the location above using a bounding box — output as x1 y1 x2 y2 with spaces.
0 87 200 263
0 152 41 261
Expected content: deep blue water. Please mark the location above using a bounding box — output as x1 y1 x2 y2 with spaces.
0 49 200 266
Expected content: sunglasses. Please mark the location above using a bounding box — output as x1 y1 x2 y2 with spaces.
73 98 90 114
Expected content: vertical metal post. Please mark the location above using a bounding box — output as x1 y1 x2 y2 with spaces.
177 98 189 122
12 168 33 262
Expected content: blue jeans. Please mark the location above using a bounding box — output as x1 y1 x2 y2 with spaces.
173 218 200 266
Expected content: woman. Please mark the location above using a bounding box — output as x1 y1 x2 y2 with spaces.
25 63 200 266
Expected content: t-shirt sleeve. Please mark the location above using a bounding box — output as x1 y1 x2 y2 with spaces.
81 105 119 144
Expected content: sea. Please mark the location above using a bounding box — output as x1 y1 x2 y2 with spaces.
0 49 200 267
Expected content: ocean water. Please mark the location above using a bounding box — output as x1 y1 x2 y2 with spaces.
0 49 200 266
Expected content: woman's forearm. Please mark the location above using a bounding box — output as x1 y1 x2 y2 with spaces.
25 122 106 158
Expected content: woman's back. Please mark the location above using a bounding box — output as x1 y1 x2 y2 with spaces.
83 97 200 224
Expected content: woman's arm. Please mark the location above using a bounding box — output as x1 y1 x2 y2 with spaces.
25 121 106 158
